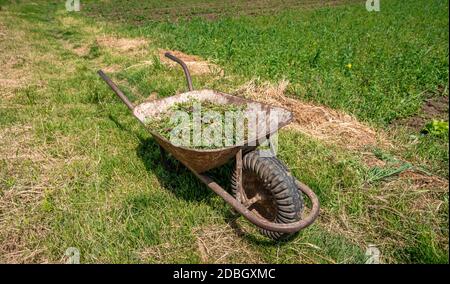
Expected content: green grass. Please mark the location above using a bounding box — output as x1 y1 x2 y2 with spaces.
0 0 448 264
390 126 449 178
93 0 449 177
108 0 449 126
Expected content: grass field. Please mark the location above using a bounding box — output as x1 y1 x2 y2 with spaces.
0 0 448 263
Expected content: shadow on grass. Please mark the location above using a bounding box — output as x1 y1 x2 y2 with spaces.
134 134 288 247
136 136 214 202
108 113 287 246
223 211 300 247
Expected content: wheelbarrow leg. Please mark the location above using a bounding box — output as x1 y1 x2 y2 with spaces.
230 149 244 216
235 149 244 203
159 145 180 172
234 149 261 209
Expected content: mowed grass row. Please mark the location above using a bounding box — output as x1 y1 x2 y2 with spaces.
0 0 448 263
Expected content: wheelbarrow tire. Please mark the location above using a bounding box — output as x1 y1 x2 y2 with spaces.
231 150 303 240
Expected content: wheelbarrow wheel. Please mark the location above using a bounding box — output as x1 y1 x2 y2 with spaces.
231 150 304 240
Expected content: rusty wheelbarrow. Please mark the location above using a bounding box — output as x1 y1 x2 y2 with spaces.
98 52 319 240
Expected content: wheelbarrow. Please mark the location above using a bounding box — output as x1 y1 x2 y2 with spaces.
98 52 319 240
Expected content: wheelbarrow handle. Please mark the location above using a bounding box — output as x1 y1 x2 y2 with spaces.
97 70 134 111
164 52 194 92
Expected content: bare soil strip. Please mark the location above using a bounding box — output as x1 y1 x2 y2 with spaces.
159 49 223 75
84 0 362 23
393 94 449 131
96 36 148 54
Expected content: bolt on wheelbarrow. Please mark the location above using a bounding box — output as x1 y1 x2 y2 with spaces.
98 52 319 240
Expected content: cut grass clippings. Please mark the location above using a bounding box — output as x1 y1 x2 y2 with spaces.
145 99 248 149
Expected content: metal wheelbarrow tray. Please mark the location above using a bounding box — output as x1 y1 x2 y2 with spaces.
98 53 319 240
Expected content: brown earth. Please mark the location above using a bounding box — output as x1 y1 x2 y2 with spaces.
159 49 223 76
96 36 148 54
393 95 449 131
83 0 362 23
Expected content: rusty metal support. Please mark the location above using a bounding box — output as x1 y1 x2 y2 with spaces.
164 52 194 92
235 149 243 204
194 171 319 234
244 194 263 208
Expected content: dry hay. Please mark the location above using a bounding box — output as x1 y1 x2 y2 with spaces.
0 24 31 92
159 49 223 76
0 125 49 263
0 23 6 38
235 79 389 151
398 170 449 191
361 151 387 168
0 19 55 95
193 223 263 264
58 15 101 35
137 242 196 263
96 35 148 54
0 125 89 263
101 64 121 73
319 168 448 264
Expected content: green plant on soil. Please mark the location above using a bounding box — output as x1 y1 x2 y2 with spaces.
422 120 449 137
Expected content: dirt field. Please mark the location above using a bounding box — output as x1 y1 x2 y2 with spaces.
83 0 361 23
